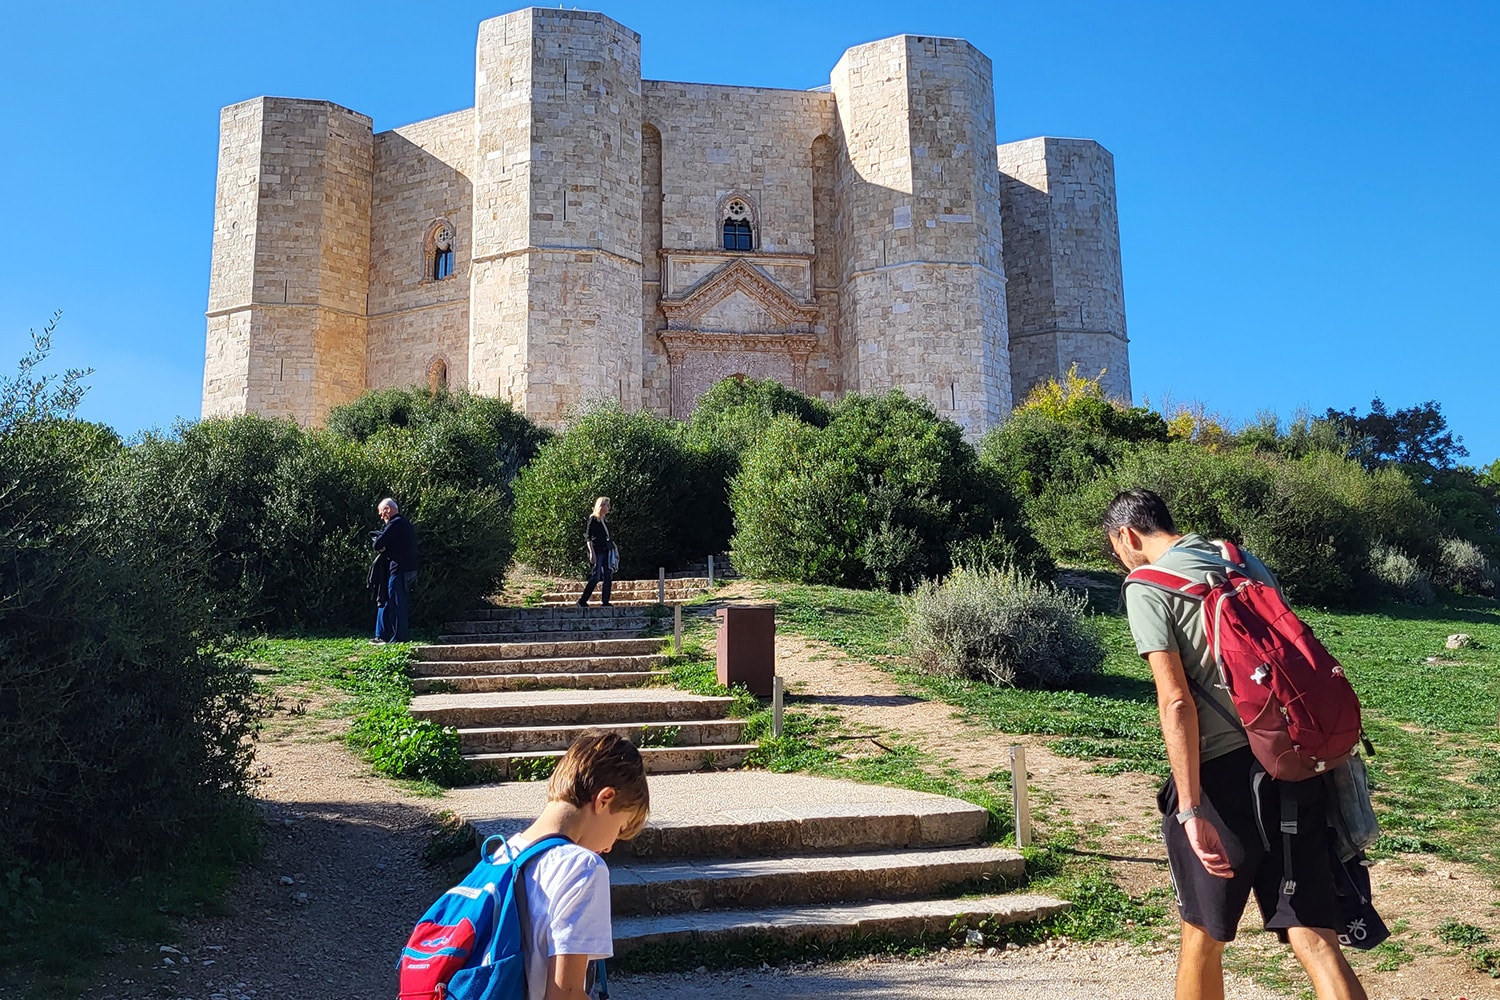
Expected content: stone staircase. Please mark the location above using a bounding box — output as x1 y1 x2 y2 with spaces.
451 771 1070 957
411 605 754 780
538 576 713 607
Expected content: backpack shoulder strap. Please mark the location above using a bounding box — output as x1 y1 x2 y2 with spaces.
1124 565 1212 601
1214 539 1247 567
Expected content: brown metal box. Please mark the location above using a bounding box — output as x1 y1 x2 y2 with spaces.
715 603 776 697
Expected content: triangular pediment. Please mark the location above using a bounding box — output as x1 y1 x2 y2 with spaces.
660 258 820 334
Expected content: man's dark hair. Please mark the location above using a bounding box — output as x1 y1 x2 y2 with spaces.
1102 488 1177 538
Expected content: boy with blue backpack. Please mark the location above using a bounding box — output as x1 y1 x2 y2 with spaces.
399 733 651 1000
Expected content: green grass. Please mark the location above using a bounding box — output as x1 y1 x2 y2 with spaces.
756 581 1500 880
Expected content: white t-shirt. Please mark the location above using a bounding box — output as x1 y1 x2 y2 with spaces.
497 835 614 1000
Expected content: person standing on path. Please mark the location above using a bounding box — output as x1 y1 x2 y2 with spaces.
371 497 419 643
1104 488 1367 1000
577 496 614 607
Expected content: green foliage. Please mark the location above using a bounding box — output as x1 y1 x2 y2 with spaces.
348 706 472 785
1368 544 1435 605
1014 365 1168 445
1324 396 1468 471
0 327 257 875
905 567 1105 689
118 409 517 632
1436 919 1491 947
730 391 1048 590
512 403 722 576
683 375 833 462
1434 537 1497 595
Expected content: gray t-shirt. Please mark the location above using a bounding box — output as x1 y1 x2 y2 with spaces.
1124 533 1280 763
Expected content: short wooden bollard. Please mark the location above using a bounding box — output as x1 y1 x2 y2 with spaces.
1010 745 1032 848
657 567 666 604
772 675 784 738
707 554 715 586
673 603 683 654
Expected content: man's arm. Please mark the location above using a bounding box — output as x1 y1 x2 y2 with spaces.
543 954 593 1000
1146 648 1233 879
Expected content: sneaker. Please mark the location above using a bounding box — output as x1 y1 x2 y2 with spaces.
369 638 387 645
600 601 611 607
575 599 587 607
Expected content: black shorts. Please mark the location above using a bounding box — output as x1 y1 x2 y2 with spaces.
1158 746 1341 942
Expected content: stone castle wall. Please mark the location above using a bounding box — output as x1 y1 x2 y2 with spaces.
203 10 1131 437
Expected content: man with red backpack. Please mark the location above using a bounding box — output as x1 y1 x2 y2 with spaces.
1105 489 1369 1000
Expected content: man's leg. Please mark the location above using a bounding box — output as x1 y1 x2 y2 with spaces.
387 572 408 642
1177 921 1227 1000
1287 927 1367 1000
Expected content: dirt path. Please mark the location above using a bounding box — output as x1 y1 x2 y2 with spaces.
80 731 453 1000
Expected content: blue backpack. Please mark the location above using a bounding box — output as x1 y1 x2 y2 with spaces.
398 834 571 1000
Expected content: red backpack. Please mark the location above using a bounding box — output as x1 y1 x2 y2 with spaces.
1126 540 1363 781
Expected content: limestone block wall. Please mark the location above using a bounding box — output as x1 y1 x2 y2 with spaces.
832 35 1011 435
203 97 372 425
204 100 265 416
997 136 1130 403
368 109 474 392
470 8 644 424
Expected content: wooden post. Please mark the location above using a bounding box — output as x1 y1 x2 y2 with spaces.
673 602 683 654
773 675 784 738
707 554 714 586
657 567 666 604
1010 745 1032 848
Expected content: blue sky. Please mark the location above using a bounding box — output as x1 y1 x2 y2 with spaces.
2 1 1496 462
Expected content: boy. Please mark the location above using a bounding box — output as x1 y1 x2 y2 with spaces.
1104 489 1367 1000
498 732 650 1000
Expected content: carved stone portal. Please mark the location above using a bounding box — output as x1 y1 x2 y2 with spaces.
658 255 821 417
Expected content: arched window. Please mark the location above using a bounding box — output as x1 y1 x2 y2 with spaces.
427 357 449 393
721 198 755 251
426 221 456 281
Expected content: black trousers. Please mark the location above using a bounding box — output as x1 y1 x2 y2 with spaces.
579 550 612 605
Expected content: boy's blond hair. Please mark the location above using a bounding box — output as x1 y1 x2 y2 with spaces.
547 732 650 840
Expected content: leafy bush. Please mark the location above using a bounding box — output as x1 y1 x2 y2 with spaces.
347 706 472 785
1368 543 1436 605
0 327 255 872
904 566 1104 689
1434 537 1497 595
119 414 515 632
731 392 1049 591
512 404 721 577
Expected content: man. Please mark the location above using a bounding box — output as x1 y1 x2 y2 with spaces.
1104 489 1366 1000
372 498 419 644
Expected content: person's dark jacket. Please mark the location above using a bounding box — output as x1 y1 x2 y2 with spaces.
585 515 610 563
373 515 419 575
367 552 390 605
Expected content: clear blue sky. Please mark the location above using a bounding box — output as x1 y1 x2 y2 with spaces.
2 1 1496 462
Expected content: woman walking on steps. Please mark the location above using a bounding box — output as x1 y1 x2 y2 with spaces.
577 496 614 607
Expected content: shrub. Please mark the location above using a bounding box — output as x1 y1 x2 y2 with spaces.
1368 543 1436 605
512 404 720 577
730 392 1050 590
0 328 255 872
1434 537 1498 595
347 706 472 786
904 566 1104 689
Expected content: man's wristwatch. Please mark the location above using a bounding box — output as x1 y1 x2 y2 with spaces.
1176 806 1204 825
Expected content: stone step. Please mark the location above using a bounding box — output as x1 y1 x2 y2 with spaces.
410 688 736 729
442 616 650 635
610 845 1026 916
412 653 666 677
456 605 661 622
457 719 748 754
435 630 650 645
610 894 1070 957
416 638 667 662
455 772 992 860
541 597 676 607
413 670 671 694
548 577 710 594
466 744 757 781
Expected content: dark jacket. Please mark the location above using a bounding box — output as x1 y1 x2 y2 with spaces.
585 515 611 561
373 515 419 575
367 552 390 605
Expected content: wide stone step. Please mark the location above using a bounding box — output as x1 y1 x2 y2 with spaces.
416 638 667 662
412 653 666 678
410 688 735 729
610 846 1026 916
455 772 992 860
435 630 650 645
548 577 710 594
442 616 650 635
413 670 671 694
541 597 675 607
610 894 1070 957
456 606 661 622
457 719 748 754
466 744 757 781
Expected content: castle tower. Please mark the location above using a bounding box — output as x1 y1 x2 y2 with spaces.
830 35 1011 435
469 8 644 422
996 137 1130 404
203 98 373 424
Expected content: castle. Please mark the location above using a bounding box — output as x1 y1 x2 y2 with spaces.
203 7 1131 436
